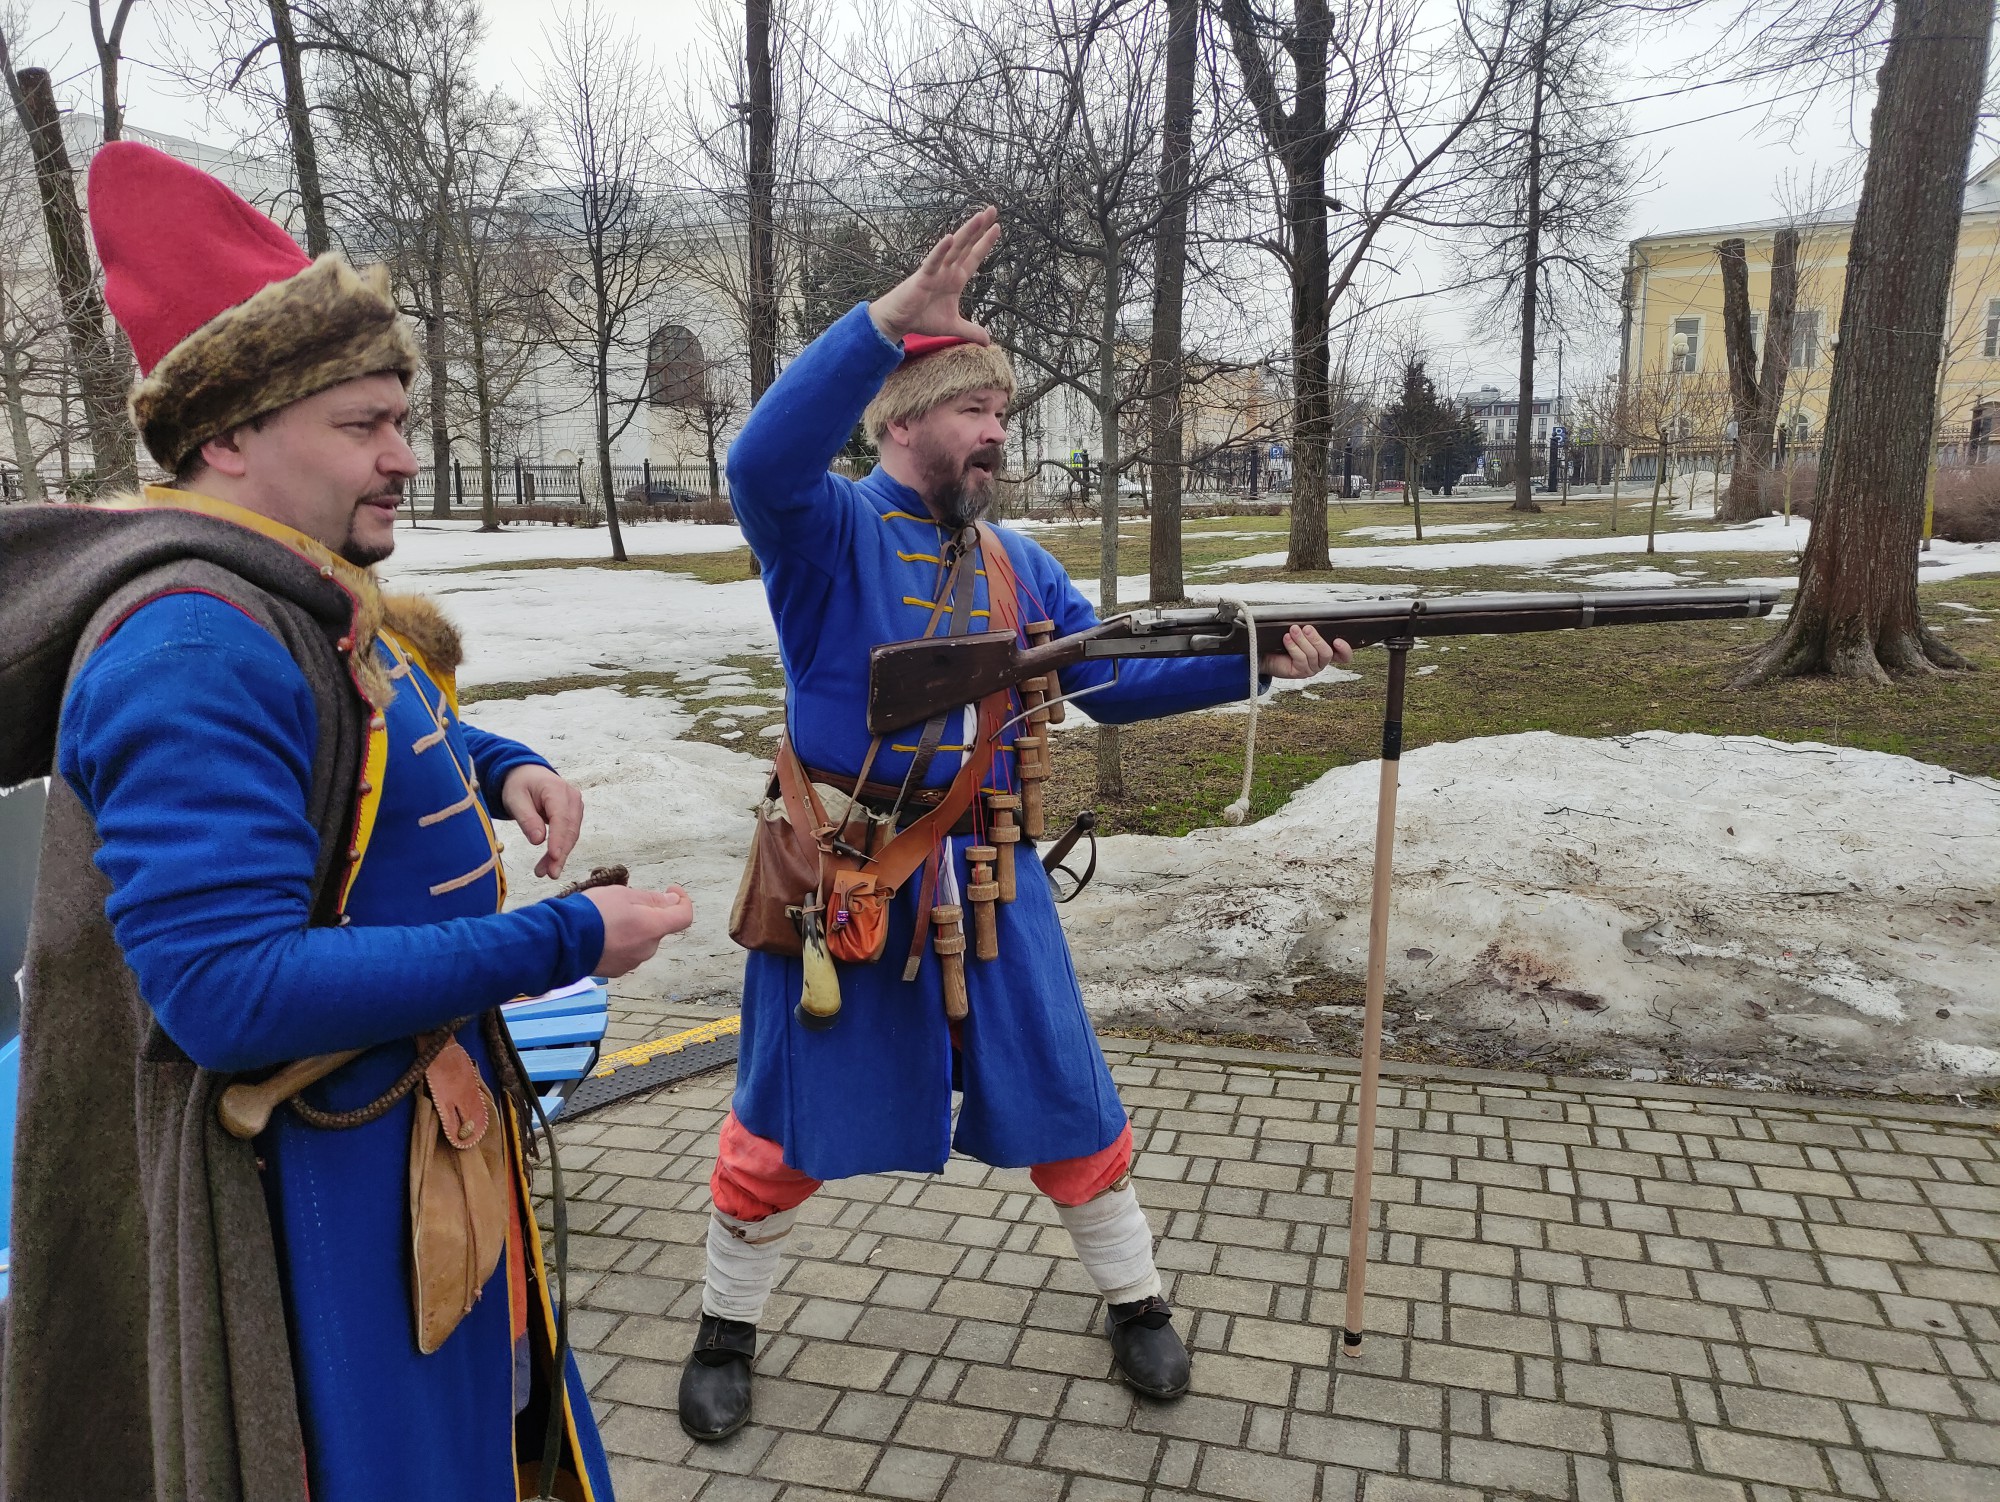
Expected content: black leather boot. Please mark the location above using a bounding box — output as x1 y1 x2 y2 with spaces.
678 1315 757 1441
1106 1296 1191 1399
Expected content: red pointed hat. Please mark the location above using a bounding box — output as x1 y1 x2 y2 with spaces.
863 330 1015 442
899 333 973 360
88 141 416 472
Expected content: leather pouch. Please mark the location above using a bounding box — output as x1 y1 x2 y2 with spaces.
409 1035 510 1354
825 865 890 964
727 786 819 958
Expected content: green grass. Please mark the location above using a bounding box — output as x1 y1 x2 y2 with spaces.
443 550 758 585
1046 575 2000 838
1024 494 1777 586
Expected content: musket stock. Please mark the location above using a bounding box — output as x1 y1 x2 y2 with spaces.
867 587 1781 735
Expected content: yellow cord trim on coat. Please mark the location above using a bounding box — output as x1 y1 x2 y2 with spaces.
384 632 507 910
900 596 989 620
881 510 938 524
430 852 500 897
341 716 390 911
419 789 477 827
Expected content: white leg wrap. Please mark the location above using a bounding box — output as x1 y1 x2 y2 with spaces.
702 1206 798 1322
1055 1183 1162 1305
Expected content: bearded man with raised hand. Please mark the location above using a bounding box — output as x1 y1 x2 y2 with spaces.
676 207 1344 1440
0 141 693 1501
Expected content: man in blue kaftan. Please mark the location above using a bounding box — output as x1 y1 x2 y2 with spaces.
2 141 690 1502
677 209 1344 1439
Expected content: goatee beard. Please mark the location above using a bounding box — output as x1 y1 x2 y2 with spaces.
341 491 401 567
934 478 993 530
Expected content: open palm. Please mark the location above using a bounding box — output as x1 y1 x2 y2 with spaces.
869 206 1001 346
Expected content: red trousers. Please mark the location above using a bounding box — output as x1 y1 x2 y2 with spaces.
710 1111 1134 1221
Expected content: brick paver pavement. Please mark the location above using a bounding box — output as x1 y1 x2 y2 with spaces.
547 1016 2000 1502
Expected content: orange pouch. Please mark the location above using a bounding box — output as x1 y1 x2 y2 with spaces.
824 866 891 964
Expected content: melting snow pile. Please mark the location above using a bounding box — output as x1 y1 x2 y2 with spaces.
1065 731 1999 1091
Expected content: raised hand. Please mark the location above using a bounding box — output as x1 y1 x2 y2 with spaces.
868 206 1002 347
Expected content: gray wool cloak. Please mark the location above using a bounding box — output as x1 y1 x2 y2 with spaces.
0 501 372 1502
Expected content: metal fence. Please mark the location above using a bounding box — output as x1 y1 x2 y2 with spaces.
401 461 729 508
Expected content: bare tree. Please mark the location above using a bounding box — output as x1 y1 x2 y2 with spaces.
1456 0 1630 514
1715 227 1796 521
89 0 141 142
664 0 834 416
1735 0 1993 684
0 47 137 493
167 0 408 253
323 0 483 517
0 108 59 500
1217 0 1522 571
1145 0 1198 602
745 0 779 401
533 2 677 562
1619 357 1728 555
858 0 1217 798
322 0 534 527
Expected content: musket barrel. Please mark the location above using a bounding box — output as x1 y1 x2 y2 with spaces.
867 587 1780 735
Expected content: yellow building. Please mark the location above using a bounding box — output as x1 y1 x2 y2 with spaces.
1619 156 2000 441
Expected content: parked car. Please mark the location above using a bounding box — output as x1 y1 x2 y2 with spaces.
623 480 704 505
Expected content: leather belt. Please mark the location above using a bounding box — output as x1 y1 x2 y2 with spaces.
802 764 983 836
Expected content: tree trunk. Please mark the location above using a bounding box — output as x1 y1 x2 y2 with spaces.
1096 252 1123 801
1410 444 1426 540
1646 442 1665 553
598 345 627 562
471 339 497 531
1146 0 1196 604
1738 0 1989 685
744 0 778 403
2 345 42 502
1717 229 1797 522
427 250 451 520
15 68 135 492
91 0 131 142
1511 0 1549 514
1284 152 1332 570
267 0 330 256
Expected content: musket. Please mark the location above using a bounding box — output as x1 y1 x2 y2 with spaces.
867 587 1782 735
867 582 1781 1356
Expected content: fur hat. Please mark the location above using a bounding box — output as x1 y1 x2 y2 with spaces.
863 334 1016 444
89 141 417 472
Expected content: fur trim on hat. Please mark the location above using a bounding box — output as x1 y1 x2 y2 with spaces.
863 342 1016 444
130 255 418 472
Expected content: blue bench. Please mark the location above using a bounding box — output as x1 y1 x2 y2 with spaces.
501 977 610 1121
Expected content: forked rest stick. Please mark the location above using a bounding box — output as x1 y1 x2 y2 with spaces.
1343 639 1410 1357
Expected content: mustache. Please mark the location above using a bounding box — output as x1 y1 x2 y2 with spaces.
360 482 406 504
965 444 1005 475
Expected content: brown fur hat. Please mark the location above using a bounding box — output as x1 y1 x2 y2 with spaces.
863 341 1016 444
129 256 418 473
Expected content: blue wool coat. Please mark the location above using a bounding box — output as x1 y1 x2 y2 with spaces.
728 303 1260 1181
59 584 615 1502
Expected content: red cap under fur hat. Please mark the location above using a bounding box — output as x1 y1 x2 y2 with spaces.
88 141 416 471
863 331 1015 443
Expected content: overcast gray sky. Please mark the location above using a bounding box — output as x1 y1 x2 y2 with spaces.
28 0 1931 391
